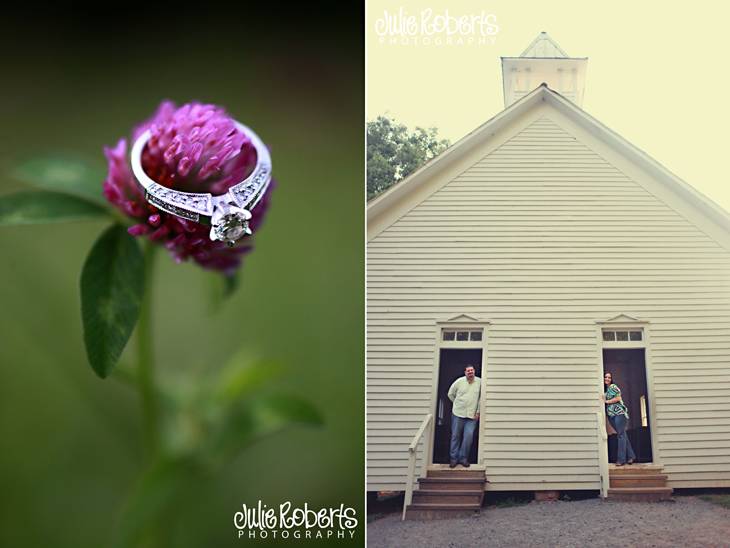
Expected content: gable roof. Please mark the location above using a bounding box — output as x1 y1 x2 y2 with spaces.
368 84 730 243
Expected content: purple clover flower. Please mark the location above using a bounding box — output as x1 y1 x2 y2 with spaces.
103 101 273 274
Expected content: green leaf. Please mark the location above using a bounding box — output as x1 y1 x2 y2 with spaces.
212 354 284 405
210 394 323 460
80 224 144 378
251 394 324 428
13 155 107 205
0 190 110 226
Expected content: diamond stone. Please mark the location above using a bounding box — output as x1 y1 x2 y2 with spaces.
210 204 252 245
216 213 248 241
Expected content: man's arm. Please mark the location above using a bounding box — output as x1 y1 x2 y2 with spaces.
447 379 459 402
475 382 481 418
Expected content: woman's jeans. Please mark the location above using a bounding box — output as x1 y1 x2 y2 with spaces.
608 413 636 464
450 415 477 463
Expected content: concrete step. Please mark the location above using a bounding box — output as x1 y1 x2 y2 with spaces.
417 477 486 491
610 474 668 488
607 487 673 502
405 502 481 520
412 489 484 505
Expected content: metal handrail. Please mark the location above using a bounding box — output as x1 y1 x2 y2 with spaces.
402 413 433 520
596 410 610 498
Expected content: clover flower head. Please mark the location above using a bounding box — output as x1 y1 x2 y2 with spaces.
103 100 273 274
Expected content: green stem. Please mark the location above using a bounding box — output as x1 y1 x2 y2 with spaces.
138 242 159 457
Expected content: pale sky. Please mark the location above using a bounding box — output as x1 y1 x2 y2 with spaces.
367 0 730 213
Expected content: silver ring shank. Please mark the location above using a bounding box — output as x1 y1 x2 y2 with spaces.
130 121 272 225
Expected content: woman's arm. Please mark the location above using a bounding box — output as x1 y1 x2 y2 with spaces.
605 384 622 404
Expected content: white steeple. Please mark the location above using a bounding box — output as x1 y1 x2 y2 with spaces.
501 32 587 108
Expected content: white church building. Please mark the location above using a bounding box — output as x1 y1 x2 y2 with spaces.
367 33 730 513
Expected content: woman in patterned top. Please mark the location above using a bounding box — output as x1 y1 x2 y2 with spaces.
602 372 636 466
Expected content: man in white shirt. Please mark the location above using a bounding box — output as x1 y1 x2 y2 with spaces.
447 365 481 468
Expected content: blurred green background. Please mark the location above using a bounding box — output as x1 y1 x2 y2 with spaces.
0 6 363 547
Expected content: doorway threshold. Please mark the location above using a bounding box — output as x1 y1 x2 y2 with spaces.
608 463 659 470
428 463 487 471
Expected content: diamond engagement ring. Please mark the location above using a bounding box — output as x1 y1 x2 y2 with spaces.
130 121 271 246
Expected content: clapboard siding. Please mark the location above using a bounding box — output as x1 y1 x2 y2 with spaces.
366 115 730 491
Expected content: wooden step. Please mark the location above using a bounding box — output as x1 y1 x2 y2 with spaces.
405 502 481 520
427 468 486 479
412 489 484 505
610 474 668 488
408 502 481 511
417 477 486 491
609 464 664 475
607 487 673 502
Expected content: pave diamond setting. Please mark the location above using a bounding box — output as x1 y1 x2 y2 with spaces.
144 182 213 221
231 163 271 208
210 203 252 246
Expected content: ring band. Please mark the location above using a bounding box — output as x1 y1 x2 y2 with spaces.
130 121 272 245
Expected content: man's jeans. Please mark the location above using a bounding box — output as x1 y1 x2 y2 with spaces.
608 413 636 464
450 415 477 463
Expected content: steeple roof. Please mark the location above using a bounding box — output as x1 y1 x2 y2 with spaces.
502 32 586 107
520 31 569 58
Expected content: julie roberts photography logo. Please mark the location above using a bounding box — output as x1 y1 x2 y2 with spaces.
233 500 358 540
374 7 499 46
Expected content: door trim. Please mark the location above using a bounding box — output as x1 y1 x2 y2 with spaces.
429 316 491 466
595 316 660 466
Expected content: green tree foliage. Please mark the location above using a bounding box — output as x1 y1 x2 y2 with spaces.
367 115 450 199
